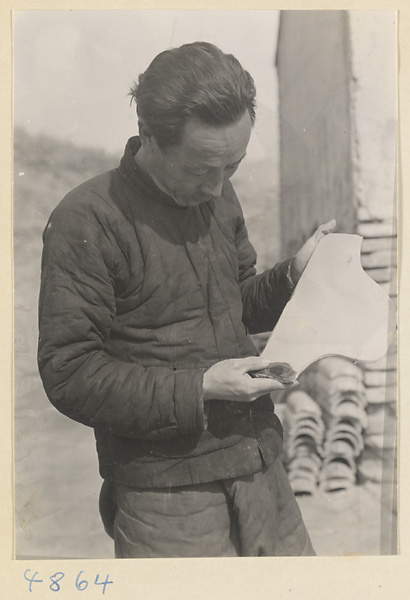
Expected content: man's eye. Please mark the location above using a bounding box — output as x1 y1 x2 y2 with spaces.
188 168 209 177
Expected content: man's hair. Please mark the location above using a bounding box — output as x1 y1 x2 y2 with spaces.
129 41 256 149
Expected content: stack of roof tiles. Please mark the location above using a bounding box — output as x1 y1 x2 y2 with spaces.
279 218 397 496
356 218 397 486
281 390 325 496
299 357 368 493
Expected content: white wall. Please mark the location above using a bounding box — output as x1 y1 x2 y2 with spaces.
349 11 397 225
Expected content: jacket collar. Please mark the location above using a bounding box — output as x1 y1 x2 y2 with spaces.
119 136 184 208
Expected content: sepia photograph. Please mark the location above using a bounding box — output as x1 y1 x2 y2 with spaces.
13 9 397 562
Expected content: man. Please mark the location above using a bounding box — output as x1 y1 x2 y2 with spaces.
38 41 334 557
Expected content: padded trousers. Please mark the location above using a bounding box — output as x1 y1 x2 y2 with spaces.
99 457 315 558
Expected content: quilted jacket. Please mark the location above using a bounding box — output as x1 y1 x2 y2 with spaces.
38 137 293 488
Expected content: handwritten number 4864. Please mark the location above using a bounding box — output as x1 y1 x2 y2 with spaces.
24 570 113 594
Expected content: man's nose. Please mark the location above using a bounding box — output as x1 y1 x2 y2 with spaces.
201 171 224 198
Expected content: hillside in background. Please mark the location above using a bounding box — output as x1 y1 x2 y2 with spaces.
14 127 119 392
13 128 121 558
14 126 118 302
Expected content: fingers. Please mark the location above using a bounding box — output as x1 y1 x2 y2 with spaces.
321 218 337 232
315 219 336 241
248 377 285 394
235 356 273 374
202 357 286 403
235 375 285 403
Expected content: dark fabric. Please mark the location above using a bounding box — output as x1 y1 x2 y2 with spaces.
38 136 292 488
99 479 116 540
111 457 315 558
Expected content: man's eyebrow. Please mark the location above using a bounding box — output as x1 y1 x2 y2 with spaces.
227 153 247 167
188 152 247 169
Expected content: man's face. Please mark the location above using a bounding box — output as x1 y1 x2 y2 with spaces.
145 111 252 207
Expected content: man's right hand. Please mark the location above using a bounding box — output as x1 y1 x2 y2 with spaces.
202 357 287 403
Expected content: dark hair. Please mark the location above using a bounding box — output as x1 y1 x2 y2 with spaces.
129 41 256 149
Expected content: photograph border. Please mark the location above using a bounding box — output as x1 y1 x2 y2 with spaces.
2 1 409 599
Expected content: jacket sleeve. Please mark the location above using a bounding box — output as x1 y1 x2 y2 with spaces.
38 194 207 440
232 193 294 335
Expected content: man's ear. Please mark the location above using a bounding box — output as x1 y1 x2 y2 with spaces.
138 119 152 144
138 119 161 154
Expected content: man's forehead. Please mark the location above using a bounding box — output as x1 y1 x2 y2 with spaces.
172 112 252 163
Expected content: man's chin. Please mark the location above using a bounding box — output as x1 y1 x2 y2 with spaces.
174 195 212 207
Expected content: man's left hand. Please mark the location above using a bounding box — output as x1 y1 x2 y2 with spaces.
291 219 337 285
